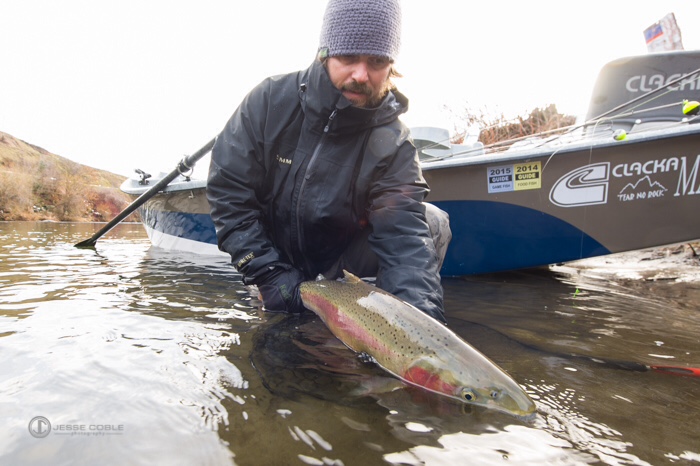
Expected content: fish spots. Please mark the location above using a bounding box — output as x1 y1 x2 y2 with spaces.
299 275 536 417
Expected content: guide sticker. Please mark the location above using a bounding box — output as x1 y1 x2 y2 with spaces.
487 165 514 193
487 162 542 193
514 162 541 191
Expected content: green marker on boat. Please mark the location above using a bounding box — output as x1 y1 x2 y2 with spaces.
683 99 699 116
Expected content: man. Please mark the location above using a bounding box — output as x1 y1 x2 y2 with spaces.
207 0 451 323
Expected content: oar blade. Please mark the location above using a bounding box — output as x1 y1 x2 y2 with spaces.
74 238 97 249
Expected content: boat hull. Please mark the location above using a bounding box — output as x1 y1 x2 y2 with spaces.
423 125 700 275
127 180 227 257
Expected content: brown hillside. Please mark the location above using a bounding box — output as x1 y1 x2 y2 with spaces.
0 131 137 222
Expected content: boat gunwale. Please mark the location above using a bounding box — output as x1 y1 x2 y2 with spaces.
420 122 700 171
121 176 207 196
120 123 700 195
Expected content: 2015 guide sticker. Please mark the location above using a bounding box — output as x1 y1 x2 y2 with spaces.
487 165 514 193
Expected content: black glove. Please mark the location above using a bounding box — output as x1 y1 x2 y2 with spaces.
254 265 305 313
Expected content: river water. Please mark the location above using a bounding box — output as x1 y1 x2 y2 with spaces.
1 221 699 465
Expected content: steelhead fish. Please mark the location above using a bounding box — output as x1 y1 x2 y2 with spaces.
299 271 537 418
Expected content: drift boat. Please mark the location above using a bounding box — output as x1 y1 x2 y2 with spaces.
121 51 700 276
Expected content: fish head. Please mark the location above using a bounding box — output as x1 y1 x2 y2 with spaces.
454 383 537 420
404 356 537 420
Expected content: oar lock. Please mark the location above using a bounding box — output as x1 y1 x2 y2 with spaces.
177 156 195 181
134 168 152 186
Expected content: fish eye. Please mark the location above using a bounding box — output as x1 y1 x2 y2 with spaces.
490 389 502 400
460 388 477 402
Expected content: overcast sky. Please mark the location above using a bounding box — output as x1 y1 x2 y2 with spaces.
1 1 698 177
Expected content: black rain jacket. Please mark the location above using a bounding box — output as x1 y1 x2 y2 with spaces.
207 59 444 320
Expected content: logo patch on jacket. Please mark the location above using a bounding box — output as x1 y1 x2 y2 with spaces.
276 154 292 165
236 252 254 269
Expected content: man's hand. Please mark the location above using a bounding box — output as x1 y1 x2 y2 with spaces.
255 265 305 313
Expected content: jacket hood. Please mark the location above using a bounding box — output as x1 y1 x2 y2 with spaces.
300 59 409 136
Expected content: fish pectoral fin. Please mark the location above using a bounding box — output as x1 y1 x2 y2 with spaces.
342 270 364 284
348 377 406 397
357 352 377 364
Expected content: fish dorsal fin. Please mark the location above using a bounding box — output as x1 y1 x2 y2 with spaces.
342 270 363 284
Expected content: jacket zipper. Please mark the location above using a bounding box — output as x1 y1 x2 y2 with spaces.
294 109 337 271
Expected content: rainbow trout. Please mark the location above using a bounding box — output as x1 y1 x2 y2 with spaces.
299 271 537 418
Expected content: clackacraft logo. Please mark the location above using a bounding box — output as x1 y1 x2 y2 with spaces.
29 416 51 438
550 162 610 207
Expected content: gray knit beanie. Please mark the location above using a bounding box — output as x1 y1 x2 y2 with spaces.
318 0 402 61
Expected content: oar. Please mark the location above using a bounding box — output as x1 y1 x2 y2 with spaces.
552 352 700 378
451 317 700 378
74 137 217 249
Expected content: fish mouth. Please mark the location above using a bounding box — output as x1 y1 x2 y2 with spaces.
515 410 538 423
467 386 538 420
491 394 537 421
492 398 538 422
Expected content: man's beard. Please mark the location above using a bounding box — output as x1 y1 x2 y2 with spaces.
342 80 393 108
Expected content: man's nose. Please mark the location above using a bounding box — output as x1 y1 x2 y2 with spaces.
350 61 370 83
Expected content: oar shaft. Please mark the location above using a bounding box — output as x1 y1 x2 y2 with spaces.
452 317 700 378
75 137 216 248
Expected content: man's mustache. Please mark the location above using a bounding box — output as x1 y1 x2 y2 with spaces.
341 82 372 96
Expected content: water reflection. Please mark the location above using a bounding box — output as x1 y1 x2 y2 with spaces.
1 222 699 465
0 223 241 465
384 426 596 465
441 266 700 465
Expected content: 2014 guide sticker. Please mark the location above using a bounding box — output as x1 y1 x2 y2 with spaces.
514 162 541 191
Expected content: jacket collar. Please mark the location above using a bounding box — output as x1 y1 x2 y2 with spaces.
300 59 408 135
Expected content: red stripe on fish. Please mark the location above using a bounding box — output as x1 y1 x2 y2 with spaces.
403 365 456 395
302 293 340 321
302 292 395 359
